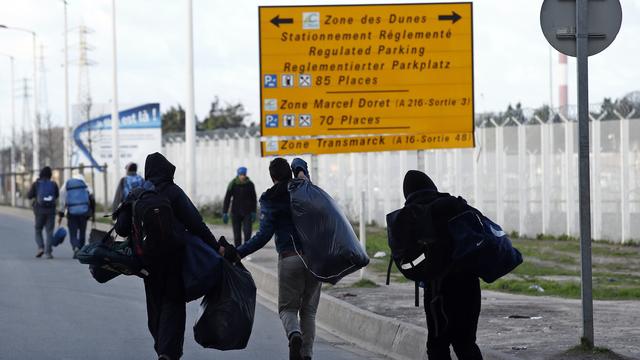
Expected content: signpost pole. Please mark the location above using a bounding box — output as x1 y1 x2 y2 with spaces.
111 0 121 184
576 0 594 348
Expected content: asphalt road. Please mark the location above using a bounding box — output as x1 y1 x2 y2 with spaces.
0 209 381 360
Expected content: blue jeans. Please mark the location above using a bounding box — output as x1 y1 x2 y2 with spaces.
34 212 55 255
68 215 88 249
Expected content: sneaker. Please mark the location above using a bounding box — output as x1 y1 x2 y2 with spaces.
45 254 53 259
72 247 79 259
289 332 303 360
36 249 44 258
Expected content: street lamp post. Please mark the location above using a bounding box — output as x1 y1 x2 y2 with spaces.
62 0 71 181
185 0 196 199
0 25 39 174
0 53 16 206
111 0 121 184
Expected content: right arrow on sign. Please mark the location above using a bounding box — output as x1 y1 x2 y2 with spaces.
438 11 461 24
271 15 294 27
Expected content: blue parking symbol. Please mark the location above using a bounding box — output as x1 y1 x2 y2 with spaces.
265 114 279 128
264 74 277 88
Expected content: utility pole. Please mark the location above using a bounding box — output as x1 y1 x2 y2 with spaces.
111 0 121 183
185 0 196 199
62 0 70 181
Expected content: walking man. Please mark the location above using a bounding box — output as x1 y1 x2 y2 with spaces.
228 158 320 360
113 152 220 360
59 166 94 255
222 166 257 247
111 162 143 211
398 170 483 359
27 166 59 259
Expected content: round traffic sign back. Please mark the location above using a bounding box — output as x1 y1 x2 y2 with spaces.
540 0 622 57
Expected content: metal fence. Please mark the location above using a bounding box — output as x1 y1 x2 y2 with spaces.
0 165 111 211
163 111 640 243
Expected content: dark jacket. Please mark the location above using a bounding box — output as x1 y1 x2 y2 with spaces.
27 171 59 215
402 189 472 274
223 177 257 216
237 180 303 258
406 190 482 358
114 153 219 251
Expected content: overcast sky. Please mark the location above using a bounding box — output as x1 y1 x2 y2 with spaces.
0 0 639 140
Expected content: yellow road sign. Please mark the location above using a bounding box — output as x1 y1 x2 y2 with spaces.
259 3 474 138
261 131 473 156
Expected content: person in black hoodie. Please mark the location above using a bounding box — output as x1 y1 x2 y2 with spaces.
402 170 483 360
224 157 320 360
114 152 219 360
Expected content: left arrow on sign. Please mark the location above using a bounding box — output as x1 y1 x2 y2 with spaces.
271 15 294 27
438 11 462 24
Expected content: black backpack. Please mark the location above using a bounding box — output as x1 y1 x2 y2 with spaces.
129 185 176 262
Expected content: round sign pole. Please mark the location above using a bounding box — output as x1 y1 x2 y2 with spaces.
541 0 622 349
576 0 594 348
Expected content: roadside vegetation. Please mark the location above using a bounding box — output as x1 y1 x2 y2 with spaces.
362 226 640 300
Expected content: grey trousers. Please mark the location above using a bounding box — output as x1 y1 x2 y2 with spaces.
34 212 55 255
278 255 322 359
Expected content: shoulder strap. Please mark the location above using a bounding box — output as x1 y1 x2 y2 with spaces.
385 257 394 286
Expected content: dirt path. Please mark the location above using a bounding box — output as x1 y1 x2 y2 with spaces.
325 284 640 359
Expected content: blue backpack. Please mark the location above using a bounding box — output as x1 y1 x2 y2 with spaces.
123 175 144 199
66 178 90 216
36 180 57 208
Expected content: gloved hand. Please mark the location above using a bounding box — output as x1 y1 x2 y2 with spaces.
250 212 256 223
222 213 229 224
219 236 240 263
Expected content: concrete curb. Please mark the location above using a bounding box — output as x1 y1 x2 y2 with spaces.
244 261 427 360
243 261 521 360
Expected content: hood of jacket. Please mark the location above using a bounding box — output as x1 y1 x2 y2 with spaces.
260 180 289 208
144 152 176 186
405 189 453 206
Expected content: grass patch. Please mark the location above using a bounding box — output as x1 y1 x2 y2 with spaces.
482 278 640 300
350 225 640 300
351 279 379 288
511 261 577 277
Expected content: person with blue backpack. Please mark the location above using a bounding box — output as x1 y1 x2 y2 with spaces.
111 162 144 211
59 167 95 256
27 166 60 259
387 171 522 360
389 170 484 360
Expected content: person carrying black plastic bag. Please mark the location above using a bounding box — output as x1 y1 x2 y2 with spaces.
114 152 220 360
399 170 483 360
222 157 320 360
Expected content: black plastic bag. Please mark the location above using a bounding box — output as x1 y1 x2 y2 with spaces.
288 178 370 284
193 260 256 350
89 264 120 283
